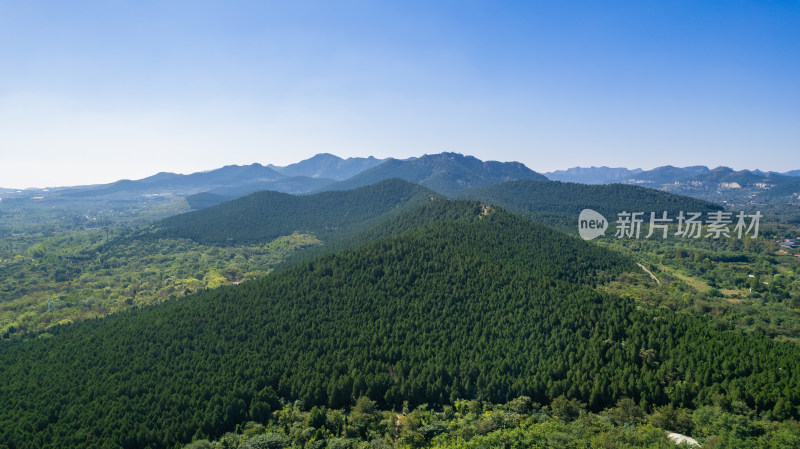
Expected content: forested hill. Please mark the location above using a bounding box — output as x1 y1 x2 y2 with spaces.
461 180 723 230
2 203 799 449
154 178 438 245
322 152 548 195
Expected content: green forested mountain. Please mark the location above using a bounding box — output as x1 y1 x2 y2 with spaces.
461 180 722 230
1 202 798 449
0 181 438 339
461 180 800 346
155 178 438 245
185 192 236 210
322 153 548 195
170 178 720 247
4 178 721 339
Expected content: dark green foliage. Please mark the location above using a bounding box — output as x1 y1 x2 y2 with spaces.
549 396 586 422
156 178 437 245
0 203 798 449
276 199 497 269
306 407 327 429
461 180 722 231
186 192 234 210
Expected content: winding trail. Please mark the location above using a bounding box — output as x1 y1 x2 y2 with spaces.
637 263 660 285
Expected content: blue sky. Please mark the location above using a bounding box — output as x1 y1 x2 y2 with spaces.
1 1 798 188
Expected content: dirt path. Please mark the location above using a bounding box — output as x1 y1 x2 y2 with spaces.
637 263 660 285
393 413 403 445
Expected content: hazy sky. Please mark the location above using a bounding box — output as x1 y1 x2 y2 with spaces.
1 1 798 188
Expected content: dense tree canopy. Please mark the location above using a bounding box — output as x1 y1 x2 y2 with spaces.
1 203 798 449
460 180 722 231
155 179 437 245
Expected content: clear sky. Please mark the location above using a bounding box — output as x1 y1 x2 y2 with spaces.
1 1 798 188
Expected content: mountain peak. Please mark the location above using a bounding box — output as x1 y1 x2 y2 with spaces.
709 166 734 173
269 153 385 180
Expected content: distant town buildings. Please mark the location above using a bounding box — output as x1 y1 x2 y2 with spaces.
778 238 799 249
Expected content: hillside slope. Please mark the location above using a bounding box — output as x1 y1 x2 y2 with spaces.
1 203 798 448
460 180 722 231
155 178 438 245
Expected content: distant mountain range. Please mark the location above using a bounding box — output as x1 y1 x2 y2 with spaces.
322 152 548 195
0 153 548 203
543 165 800 208
60 163 305 198
545 165 800 186
2 155 799 216
268 153 385 180
1 162 329 201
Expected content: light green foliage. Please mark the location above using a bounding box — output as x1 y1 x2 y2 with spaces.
183 440 213 449
0 230 320 338
239 433 288 449
601 233 800 345
188 397 800 449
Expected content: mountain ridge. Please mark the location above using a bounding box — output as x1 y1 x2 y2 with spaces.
155 178 440 245
322 152 548 195
460 180 723 231
268 153 386 180
546 165 800 185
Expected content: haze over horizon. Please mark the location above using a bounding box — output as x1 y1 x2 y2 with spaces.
2 1 798 189
2 152 794 191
